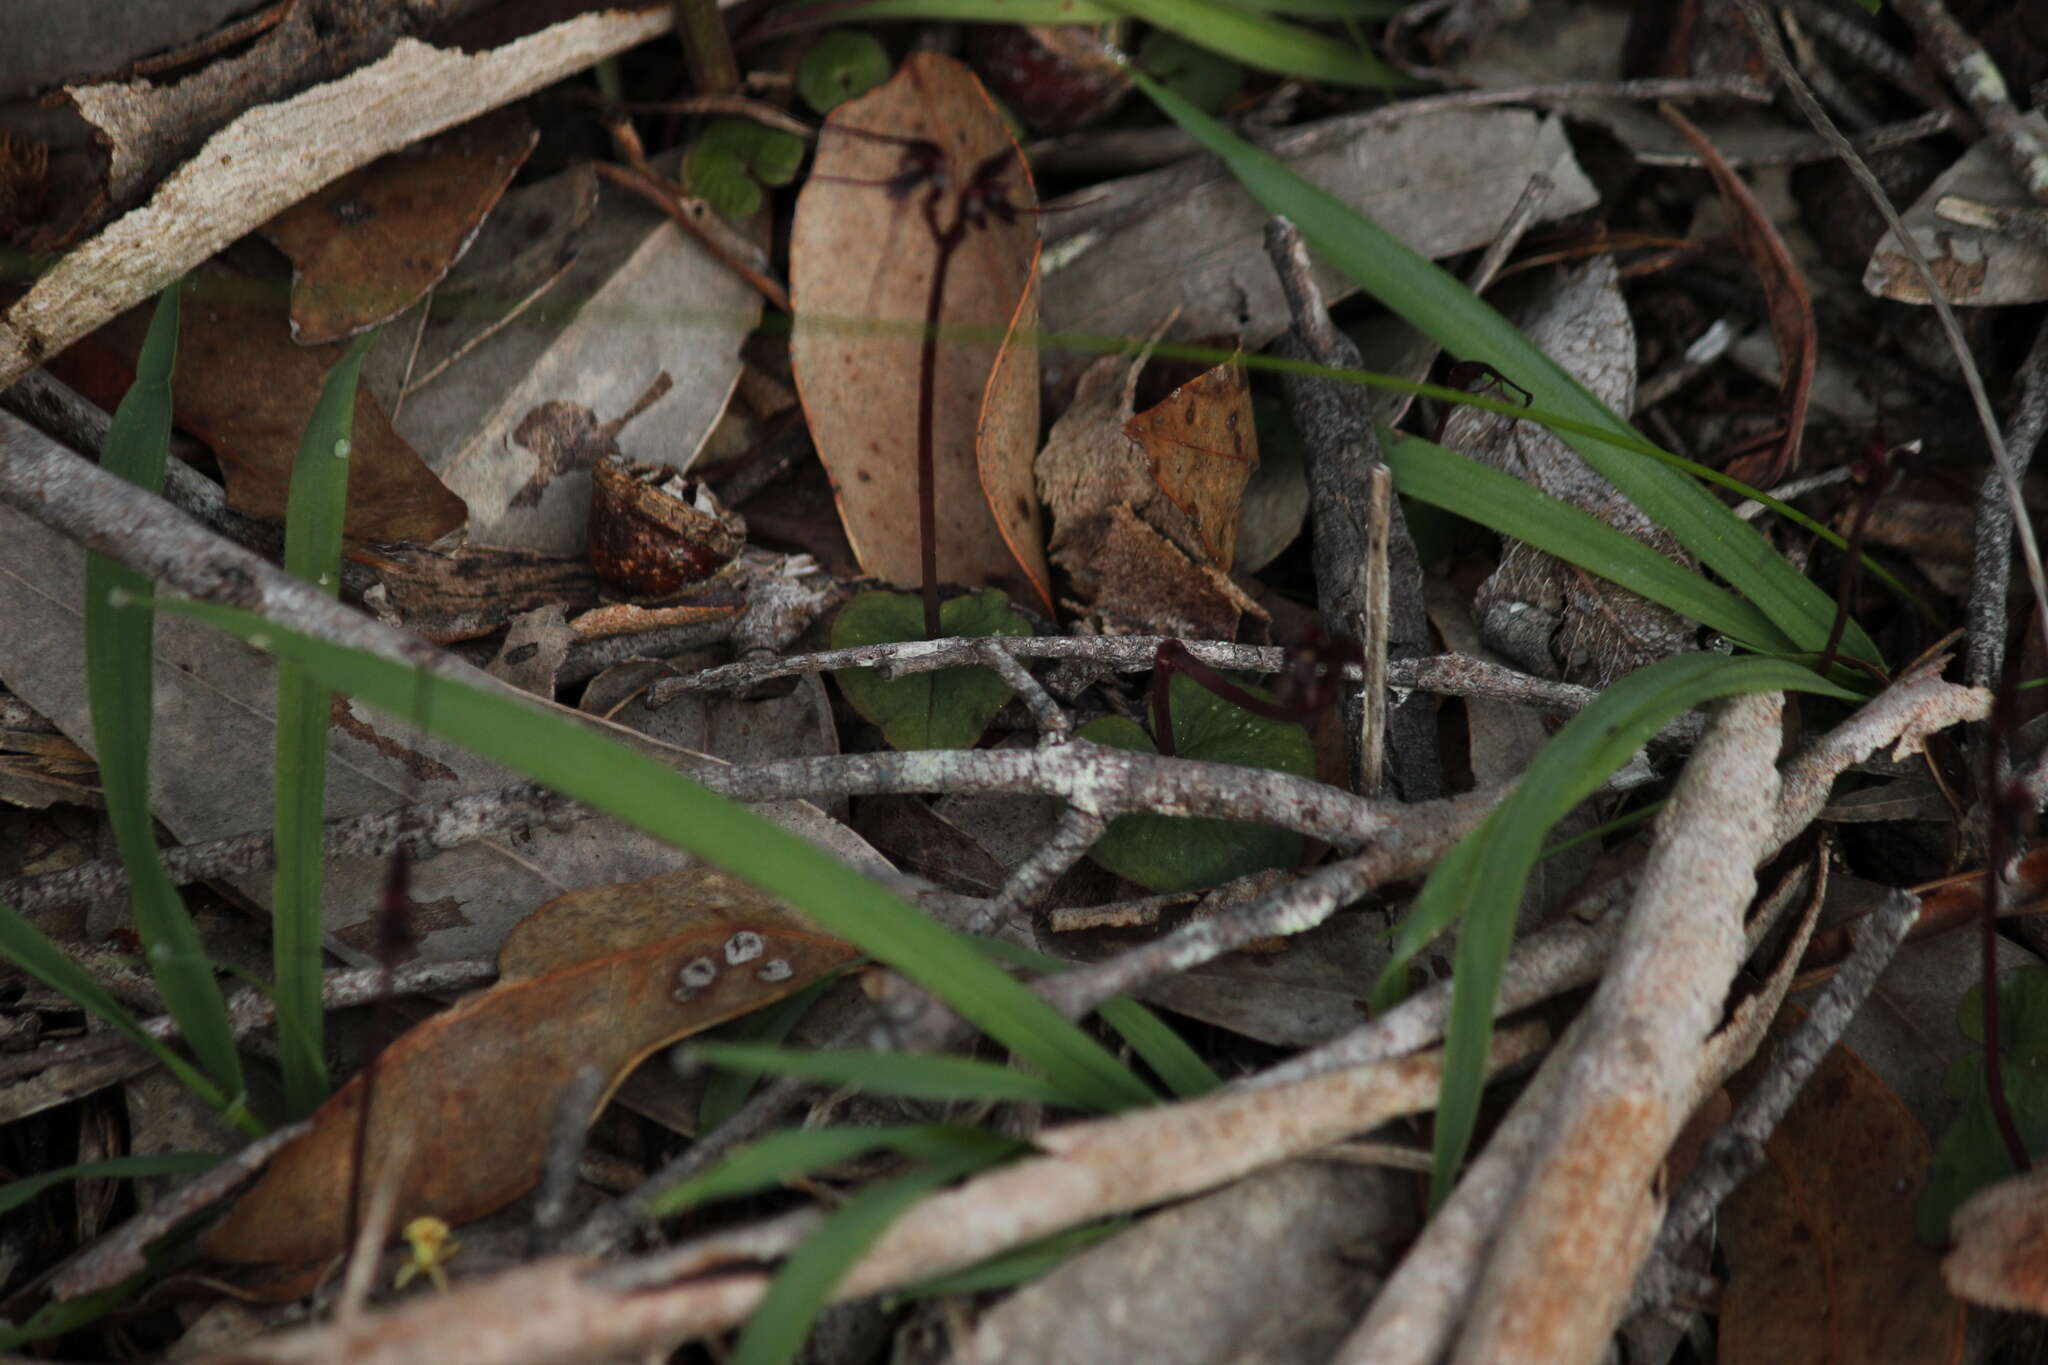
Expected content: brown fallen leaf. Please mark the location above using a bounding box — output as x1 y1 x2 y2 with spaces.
1944 1162 2048 1313
1661 103 1814 487
1719 1036 1965 1365
1037 342 1261 636
49 273 467 543
790 52 1048 612
976 252 1053 613
199 869 855 1269
260 107 538 345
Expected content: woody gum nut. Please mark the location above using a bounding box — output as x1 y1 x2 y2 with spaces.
968 25 1129 135
587 456 745 598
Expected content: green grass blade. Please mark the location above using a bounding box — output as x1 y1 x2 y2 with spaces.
889 1220 1125 1300
271 331 377 1119
1372 654 1857 1205
0 899 237 1114
699 976 840 1133
1105 0 1406 86
970 937 1221 1098
733 1141 1016 1365
1383 434 1798 655
648 1124 1014 1218
151 599 1158 1115
1129 70 1879 669
690 1043 1091 1108
0 1151 220 1217
773 0 1120 21
83 283 248 1119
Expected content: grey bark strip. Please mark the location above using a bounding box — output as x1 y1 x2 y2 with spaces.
1263 217 1441 801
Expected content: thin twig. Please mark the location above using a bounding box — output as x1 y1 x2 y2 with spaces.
1891 0 2048 201
529 1064 607 1255
973 639 1068 743
1628 887 1919 1314
1360 467 1393 798
985 806 1106 922
1967 315 2048 691
1732 0 2048 668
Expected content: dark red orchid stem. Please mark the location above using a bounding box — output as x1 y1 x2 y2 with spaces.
1817 442 1891 679
916 190 961 640
1982 644 2035 1175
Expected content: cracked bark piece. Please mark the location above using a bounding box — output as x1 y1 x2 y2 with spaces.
1437 257 1694 684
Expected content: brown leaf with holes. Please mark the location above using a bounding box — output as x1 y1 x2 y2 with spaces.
790 52 1048 611
198 869 854 1270
1661 103 1813 487
260 107 537 344
1719 1036 1964 1365
48 273 467 542
1122 358 1256 570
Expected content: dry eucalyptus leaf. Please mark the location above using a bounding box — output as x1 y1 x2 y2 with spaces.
790 52 1046 610
259 106 537 344
1438 257 1692 684
1719 1037 1964 1365
1 7 674 389
1865 111 2048 306
976 253 1054 612
1037 107 1596 394
50 276 466 543
201 869 856 1268
1123 358 1256 570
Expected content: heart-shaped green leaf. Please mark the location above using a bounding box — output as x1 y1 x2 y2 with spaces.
1077 673 1312 892
797 30 894 115
831 589 1029 750
1921 967 2048 1243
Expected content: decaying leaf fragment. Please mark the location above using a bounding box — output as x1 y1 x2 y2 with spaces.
199 869 855 1269
1866 110 2048 306
1037 344 1261 637
790 53 1050 612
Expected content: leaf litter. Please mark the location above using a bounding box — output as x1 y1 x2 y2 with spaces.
0 3 2040 1362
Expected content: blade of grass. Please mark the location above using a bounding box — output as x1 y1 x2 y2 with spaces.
970 936 1220 1098
0 902 237 1115
1371 654 1857 1205
699 975 841 1133
1106 0 1407 87
888 1220 1126 1300
0 1152 220 1217
690 1042 1093 1108
767 0 1402 31
272 330 378 1120
83 282 249 1121
648 1123 1012 1217
1128 70 1880 669
1383 433 1799 656
150 599 1157 1116
732 1137 1017 1365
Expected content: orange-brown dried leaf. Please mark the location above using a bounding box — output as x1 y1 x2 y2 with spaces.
790 52 1045 609
200 869 854 1268
1720 1039 1965 1365
261 108 537 344
1122 358 1256 570
53 278 467 542
976 248 1053 612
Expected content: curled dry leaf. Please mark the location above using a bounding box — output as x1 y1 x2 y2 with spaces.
1719 1035 1964 1365
1038 344 1260 636
790 52 1050 613
586 457 745 598
199 869 855 1270
260 107 538 344
50 274 467 543
1944 1163 2048 1312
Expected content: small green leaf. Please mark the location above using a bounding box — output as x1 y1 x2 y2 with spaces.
685 119 808 218
798 30 894 114
690 1042 1095 1108
1136 30 1243 114
1078 673 1313 893
1921 968 2048 1243
831 589 1030 750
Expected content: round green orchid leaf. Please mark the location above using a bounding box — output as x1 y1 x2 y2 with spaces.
798 31 894 116
1921 967 2048 1243
1077 673 1312 893
831 589 1030 751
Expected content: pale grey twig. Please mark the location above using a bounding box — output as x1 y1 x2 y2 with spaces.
529 1064 607 1255
974 639 1068 742
1732 0 2048 665
1967 315 2048 691
1628 887 1918 1314
1890 0 2048 200
985 806 1106 921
